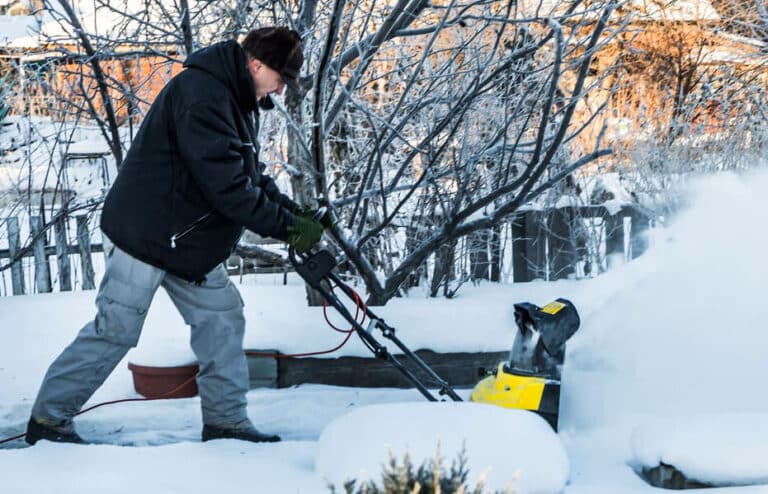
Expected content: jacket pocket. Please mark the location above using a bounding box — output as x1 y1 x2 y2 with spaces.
170 211 214 248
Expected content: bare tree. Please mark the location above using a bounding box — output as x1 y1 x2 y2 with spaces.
3 0 624 303
265 0 621 304
602 0 768 215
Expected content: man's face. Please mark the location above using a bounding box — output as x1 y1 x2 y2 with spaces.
247 58 286 101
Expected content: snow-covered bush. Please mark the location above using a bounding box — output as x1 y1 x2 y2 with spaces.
330 448 505 494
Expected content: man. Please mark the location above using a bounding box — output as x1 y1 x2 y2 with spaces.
25 27 324 445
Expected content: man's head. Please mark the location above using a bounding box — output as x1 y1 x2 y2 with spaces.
241 27 304 103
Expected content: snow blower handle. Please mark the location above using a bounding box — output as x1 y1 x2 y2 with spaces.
287 206 329 260
312 206 328 222
287 219 463 403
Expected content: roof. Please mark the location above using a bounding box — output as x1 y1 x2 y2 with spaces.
0 15 37 46
627 0 721 22
2 0 186 50
511 0 720 21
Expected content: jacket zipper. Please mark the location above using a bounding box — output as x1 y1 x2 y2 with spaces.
170 211 213 248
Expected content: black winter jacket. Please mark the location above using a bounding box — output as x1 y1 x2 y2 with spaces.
101 41 297 282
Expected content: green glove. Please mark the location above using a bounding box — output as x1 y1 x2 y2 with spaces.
286 215 324 254
295 206 335 230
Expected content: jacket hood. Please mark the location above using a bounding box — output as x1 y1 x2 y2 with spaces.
183 40 257 112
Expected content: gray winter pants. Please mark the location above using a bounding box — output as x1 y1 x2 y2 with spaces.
31 245 250 429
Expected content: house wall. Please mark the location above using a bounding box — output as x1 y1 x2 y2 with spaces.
50 54 183 122
3 49 183 121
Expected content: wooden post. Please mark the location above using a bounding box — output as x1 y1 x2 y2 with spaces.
548 207 576 281
54 215 72 291
527 211 547 280
630 209 650 259
76 215 95 290
6 217 25 295
490 224 502 282
30 216 52 293
511 211 546 282
403 221 423 289
469 229 491 281
511 213 530 282
430 239 457 297
604 211 625 269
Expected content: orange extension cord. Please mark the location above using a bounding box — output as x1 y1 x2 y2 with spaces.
0 285 365 446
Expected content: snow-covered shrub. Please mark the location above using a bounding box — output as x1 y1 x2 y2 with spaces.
330 447 507 494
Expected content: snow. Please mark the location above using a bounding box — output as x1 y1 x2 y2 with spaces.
66 139 112 156
3 441 322 494
0 269 557 364
631 414 768 487
1 0 234 49
0 117 116 201
0 16 37 45
514 0 720 21
3 170 768 492
3 1 151 48
317 402 569 493
628 0 721 21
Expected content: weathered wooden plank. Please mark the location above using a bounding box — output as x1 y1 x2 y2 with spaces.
526 210 547 280
512 211 547 282
469 229 491 281
0 243 105 259
225 265 291 276
29 216 51 293
511 214 530 283
273 350 509 389
490 225 502 282
54 215 72 291
604 212 625 269
630 210 650 259
6 217 25 295
245 350 279 388
548 208 576 281
76 215 95 290
233 243 289 267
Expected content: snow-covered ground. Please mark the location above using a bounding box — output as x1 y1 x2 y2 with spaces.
2 170 768 493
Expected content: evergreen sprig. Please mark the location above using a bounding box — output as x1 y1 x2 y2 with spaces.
329 444 511 494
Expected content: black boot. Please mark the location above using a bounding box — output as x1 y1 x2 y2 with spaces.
202 424 281 443
25 418 85 446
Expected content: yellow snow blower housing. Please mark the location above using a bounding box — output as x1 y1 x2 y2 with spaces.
470 363 559 414
470 299 580 430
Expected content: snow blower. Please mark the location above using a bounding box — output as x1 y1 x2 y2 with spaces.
470 299 580 430
290 209 579 427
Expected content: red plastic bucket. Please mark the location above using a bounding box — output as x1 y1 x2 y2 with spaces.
127 362 199 399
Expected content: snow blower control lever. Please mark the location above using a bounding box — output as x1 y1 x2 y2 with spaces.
289 238 462 402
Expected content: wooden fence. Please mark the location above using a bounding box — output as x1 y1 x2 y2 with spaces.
0 205 652 296
510 204 650 282
0 214 103 295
